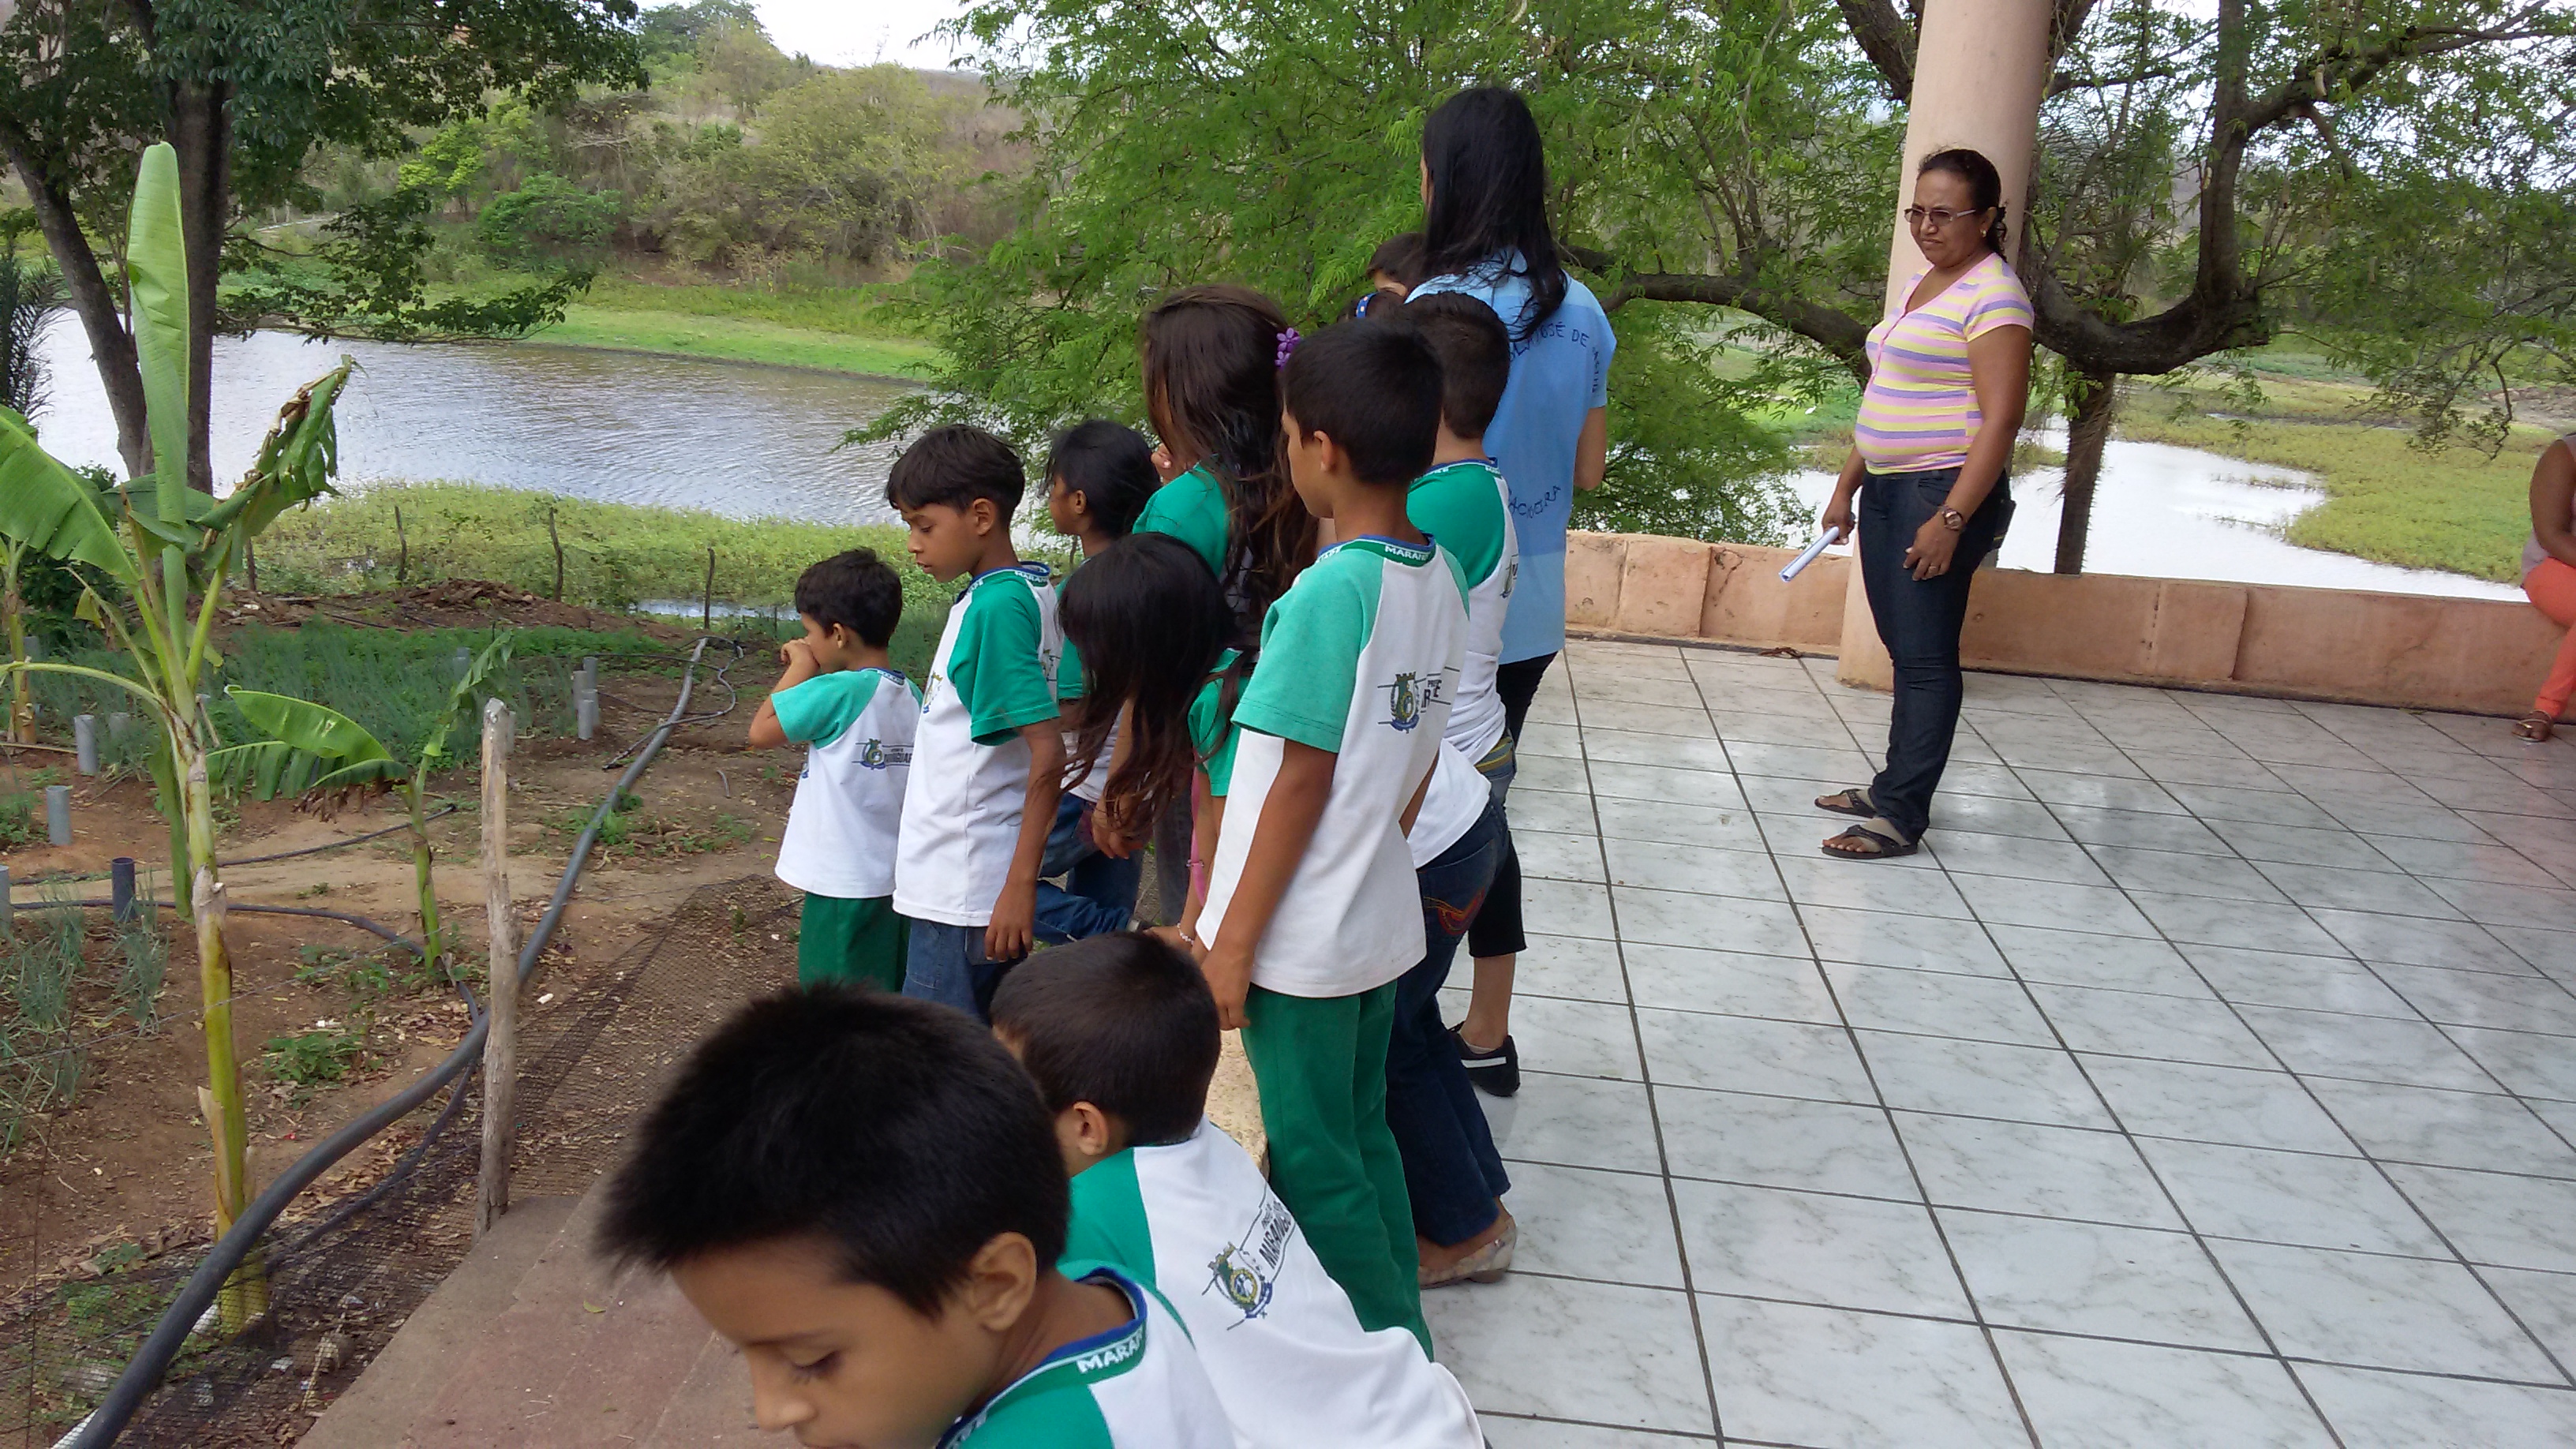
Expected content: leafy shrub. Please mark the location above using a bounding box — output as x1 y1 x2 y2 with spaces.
478 173 623 268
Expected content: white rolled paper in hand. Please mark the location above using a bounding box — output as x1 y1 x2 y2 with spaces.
1779 525 1846 582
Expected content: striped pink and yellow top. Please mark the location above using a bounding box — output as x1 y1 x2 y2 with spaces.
1855 251 2034 473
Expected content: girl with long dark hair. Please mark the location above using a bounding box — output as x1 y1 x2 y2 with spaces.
1411 85 1617 1099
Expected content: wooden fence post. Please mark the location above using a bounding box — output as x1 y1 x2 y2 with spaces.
476 698 518 1235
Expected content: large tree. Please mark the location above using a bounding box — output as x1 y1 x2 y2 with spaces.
894 0 2575 564
0 0 644 492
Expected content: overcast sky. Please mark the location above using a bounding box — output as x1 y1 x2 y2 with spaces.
755 0 975 69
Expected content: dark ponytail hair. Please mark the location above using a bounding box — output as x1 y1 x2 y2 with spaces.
1918 147 2009 254
1060 533 1242 844
1140 284 1317 633
1421 87 1566 340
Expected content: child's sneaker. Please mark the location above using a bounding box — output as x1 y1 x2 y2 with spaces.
1451 1027 1518 1098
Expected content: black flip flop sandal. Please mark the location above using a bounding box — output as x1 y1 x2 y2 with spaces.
1815 788 1874 818
1822 823 1917 859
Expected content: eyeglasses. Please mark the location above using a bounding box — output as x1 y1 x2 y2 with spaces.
1904 205 1992 230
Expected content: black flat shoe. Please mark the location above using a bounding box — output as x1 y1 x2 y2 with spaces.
1452 1027 1520 1099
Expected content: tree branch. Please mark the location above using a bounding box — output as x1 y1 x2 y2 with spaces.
1567 245 1873 380
1833 0 1915 100
2240 6 2561 137
2046 62 2177 97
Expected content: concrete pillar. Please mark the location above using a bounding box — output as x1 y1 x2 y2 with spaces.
1837 0 2054 690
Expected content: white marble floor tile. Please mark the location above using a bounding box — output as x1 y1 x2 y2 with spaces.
1926 829 2112 886
1952 874 2159 938
1794 904 2010 975
2028 983 2275 1069
1621 941 1836 1024
1856 1030 2117 1129
2207 817 2402 871
1601 837 1787 902
2385 1163 2576 1274
1708 706 1856 749
2047 803 2231 854
1570 700 1717 740
1518 751 1601 796
2362 833 2566 889
2444 1024 2576 1100
1942 1210 2263 1348
1511 721 1586 760
2425 877 2576 932
1894 1111 2181 1227
2088 844 2293 904
2305 907 2532 973
1985 924 2211 997
1613 886 1807 957
2018 769 2189 814
2128 892 2349 956
2137 1137 2449 1256
1424 1274 1713 1435
1477 1417 1714 1449
1926 792 2078 841
1634 1008 1871 1104
1672 1178 1966 1316
2080 1055 2359 1156
2257 861 2467 919
1653 1086 1919 1200
1579 728 1736 773
2294 1362 2576 1448
1588 761 1747 813
2233 1004 2498 1092
2160 784 2342 829
1589 796 1769 853
2484 1265 2576 1366
1724 739 1876 783
2308 1079 2576 1178
1489 1073 1663 1175
1504 996 1644 1082
1694 1295 2026 1449
1773 854 1977 919
2177 945 2417 1018
1517 932 1630 1004
2211 1237 2561 1380
1513 786 1604 835
1931 759 2036 801
2126 751 2293 791
1501 1161 1686 1290
1823 960 2057 1046
1527 878 1617 941
2315 797 2494 844
1517 829 1609 885
2488 922 2576 973
1993 1332 2334 1449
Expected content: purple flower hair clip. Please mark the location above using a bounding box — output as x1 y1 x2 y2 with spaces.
1275 328 1301 370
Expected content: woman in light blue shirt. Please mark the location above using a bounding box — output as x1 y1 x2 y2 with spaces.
1410 86 1615 1099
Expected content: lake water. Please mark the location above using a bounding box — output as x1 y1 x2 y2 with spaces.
28 316 2519 600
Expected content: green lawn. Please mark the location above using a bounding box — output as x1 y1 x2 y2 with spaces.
525 277 942 380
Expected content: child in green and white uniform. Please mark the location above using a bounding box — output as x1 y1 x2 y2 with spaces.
994 937 1485 1449
599 989 1231 1449
748 549 918 990
1193 321 1469 1350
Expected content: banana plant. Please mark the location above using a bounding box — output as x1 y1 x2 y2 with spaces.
213 633 515 973
3 540 30 743
0 143 351 1330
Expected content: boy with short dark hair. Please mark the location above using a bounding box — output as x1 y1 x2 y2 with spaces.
749 548 919 990
597 988 1234 1447
991 934 1485 1449
1186 319 1469 1350
1039 420 1161 943
886 425 1065 1019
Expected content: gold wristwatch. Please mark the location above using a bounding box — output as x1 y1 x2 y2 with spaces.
1936 507 1967 531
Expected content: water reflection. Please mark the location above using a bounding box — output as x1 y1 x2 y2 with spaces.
31 316 910 526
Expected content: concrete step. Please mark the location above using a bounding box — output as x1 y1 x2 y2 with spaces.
301 1196 578 1449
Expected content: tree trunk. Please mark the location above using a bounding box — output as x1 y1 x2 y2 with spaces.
2054 365 2120 575
4 145 150 479
167 80 232 495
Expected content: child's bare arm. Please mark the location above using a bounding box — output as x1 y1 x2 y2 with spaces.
986 720 1065 961
747 638 820 749
1198 739 1332 1029
1181 768 1222 940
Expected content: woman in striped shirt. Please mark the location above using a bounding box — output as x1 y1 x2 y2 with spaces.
1815 148 2033 859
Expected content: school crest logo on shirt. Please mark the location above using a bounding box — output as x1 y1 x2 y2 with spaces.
1204 1193 1298 1326
1380 672 1447 733
856 739 912 770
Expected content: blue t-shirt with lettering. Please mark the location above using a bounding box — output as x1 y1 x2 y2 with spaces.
1411 256 1616 665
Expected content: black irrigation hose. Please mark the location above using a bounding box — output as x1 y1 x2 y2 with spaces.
69 637 714 1449
11 807 465 889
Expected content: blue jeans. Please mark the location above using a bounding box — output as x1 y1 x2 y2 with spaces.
900 919 1020 1021
1388 793 1511 1247
1858 468 2013 841
1033 794 1142 944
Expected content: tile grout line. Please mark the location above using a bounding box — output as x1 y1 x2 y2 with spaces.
1559 657 1732 1446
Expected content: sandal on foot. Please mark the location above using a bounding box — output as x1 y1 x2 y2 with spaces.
1815 787 1874 818
1421 1216 1516 1289
1822 821 1916 859
2516 713 2555 743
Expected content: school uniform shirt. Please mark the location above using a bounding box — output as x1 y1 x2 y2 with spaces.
895 564 1061 927
769 666 919 899
1134 464 1230 581
1056 560 1114 804
1065 1121 1485 1449
1200 536 1469 998
1410 260 1616 665
1189 650 1244 796
1406 459 1519 762
1406 741 1490 871
937 1261 1234 1449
